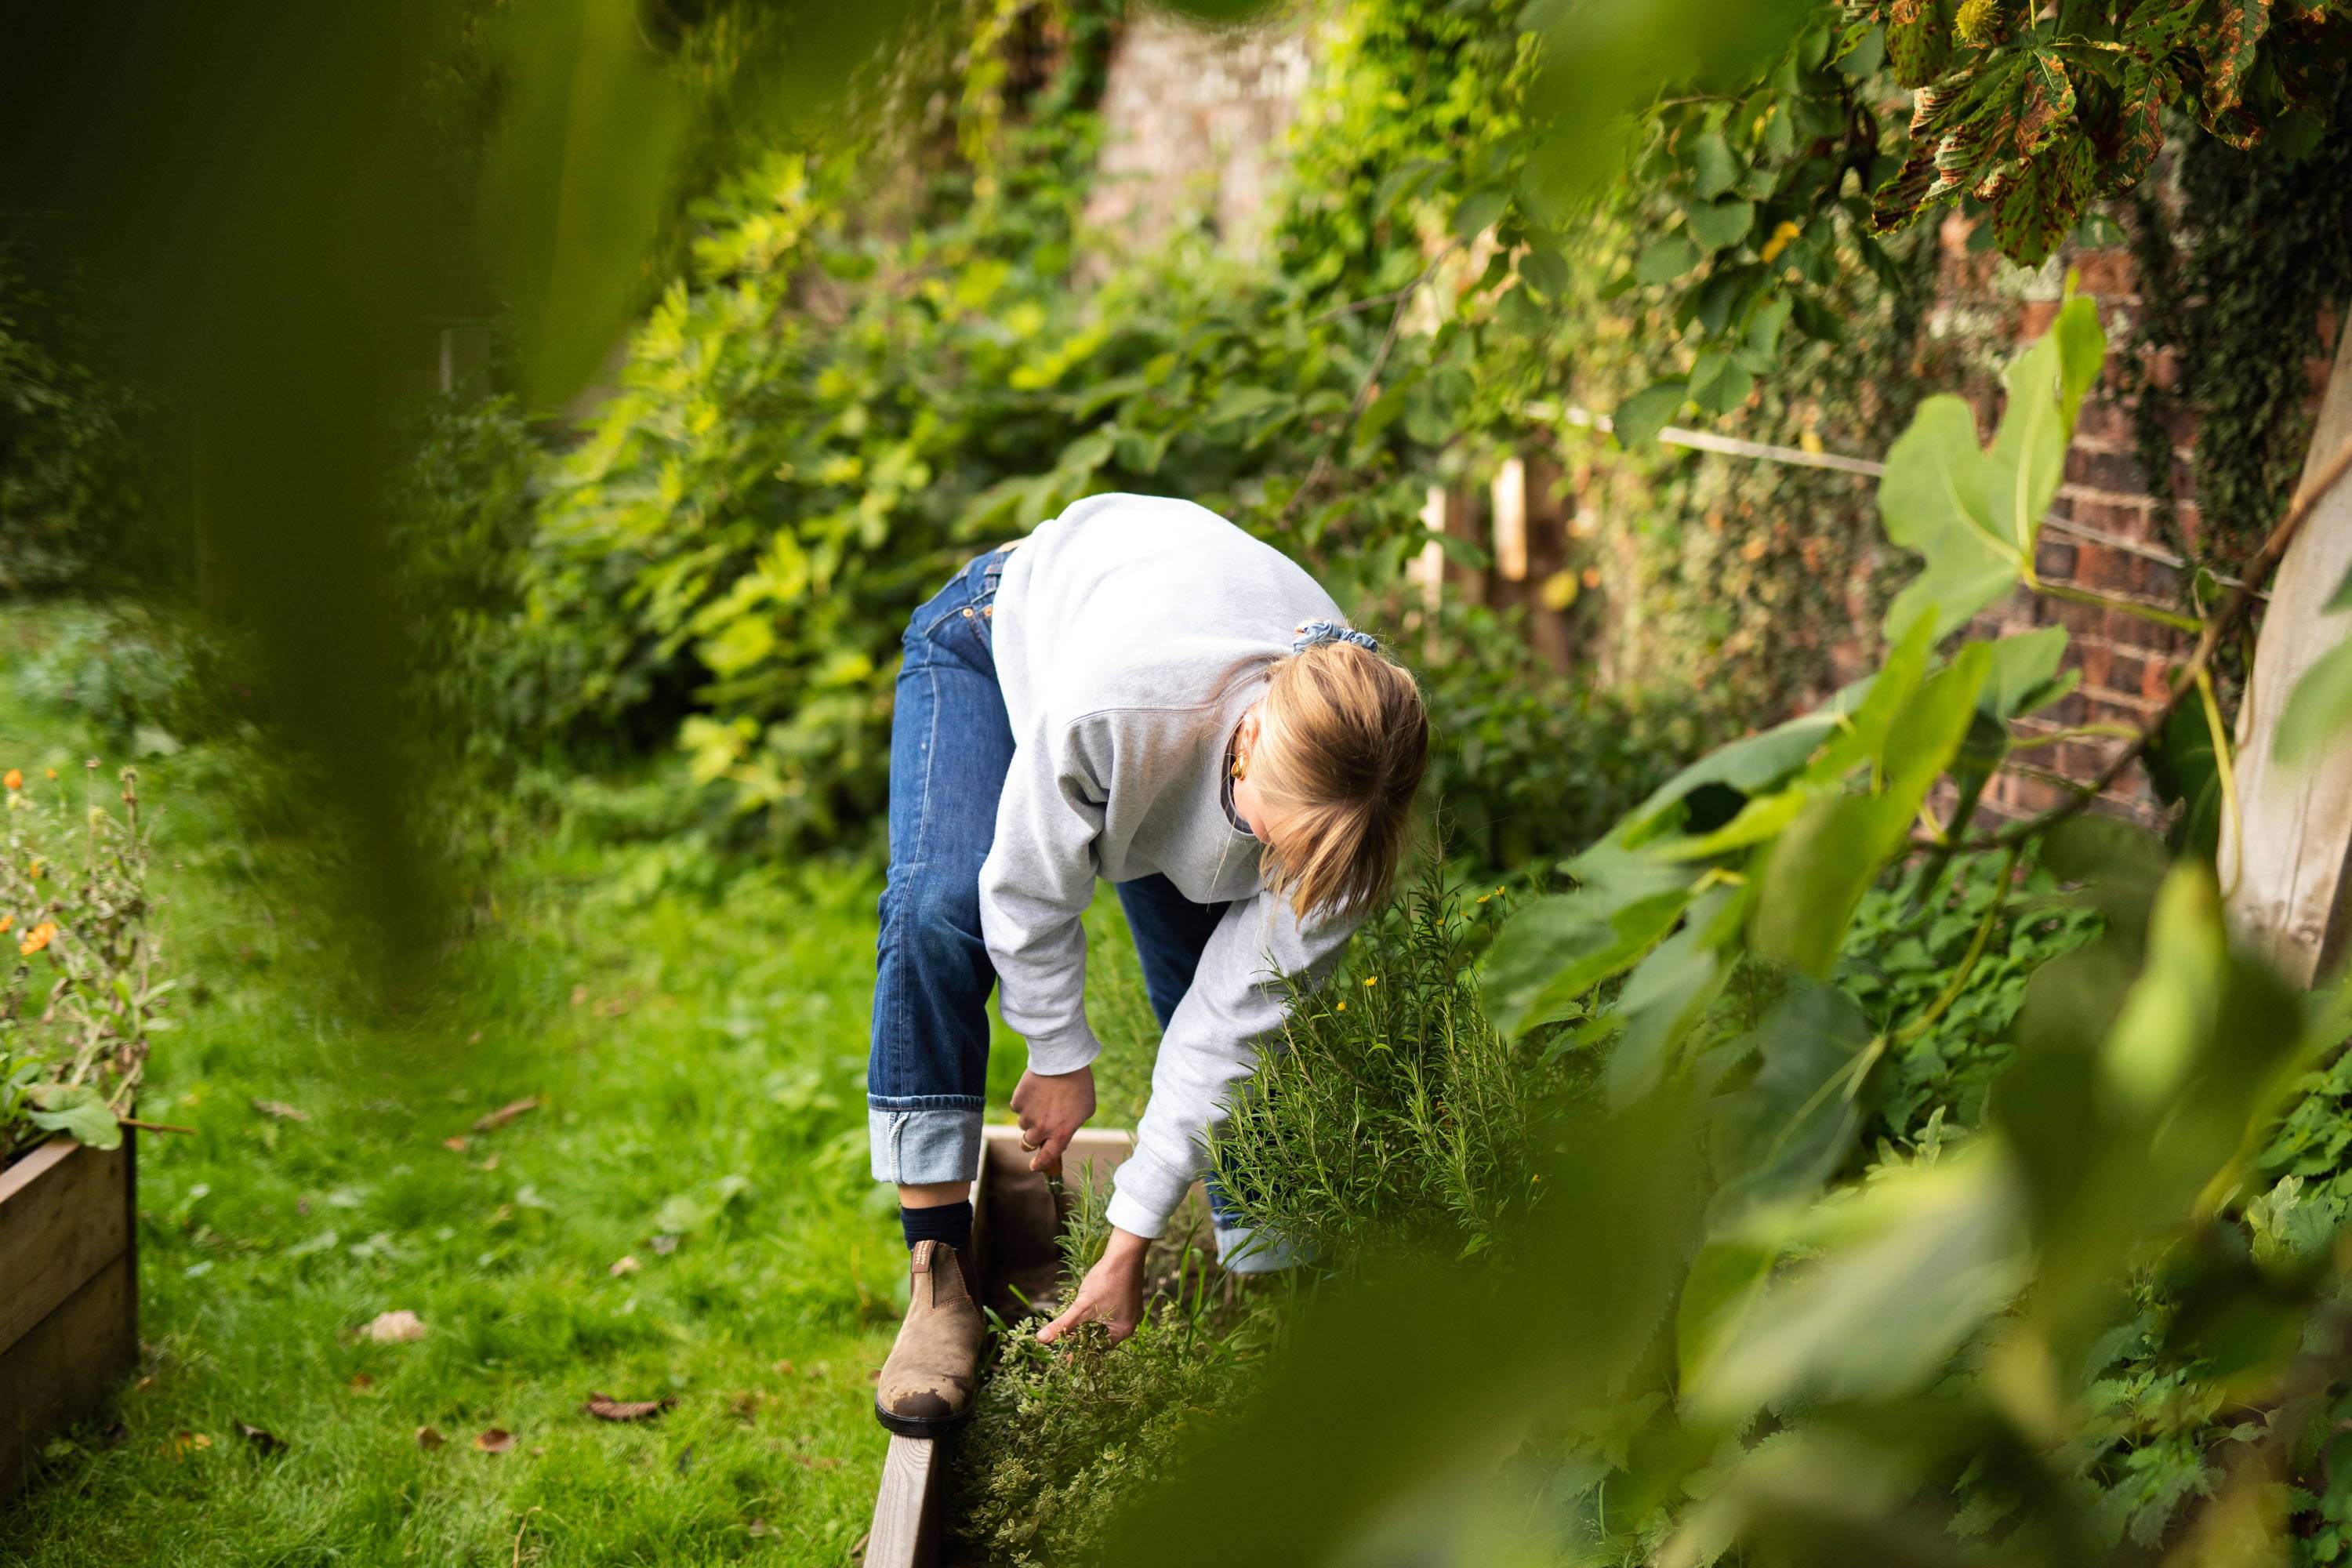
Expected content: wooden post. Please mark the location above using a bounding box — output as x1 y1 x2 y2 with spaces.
2223 328 2352 985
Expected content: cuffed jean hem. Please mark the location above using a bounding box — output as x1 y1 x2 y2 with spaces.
868 1107 985 1186
1214 1222 1313 1276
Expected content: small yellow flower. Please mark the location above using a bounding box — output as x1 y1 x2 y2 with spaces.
20 920 57 956
26 863 39 880
1335 1000 1348 1012
2 770 19 791
1760 220 1802 264
1363 975 1379 988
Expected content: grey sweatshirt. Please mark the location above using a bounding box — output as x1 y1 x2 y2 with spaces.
982 494 1360 1238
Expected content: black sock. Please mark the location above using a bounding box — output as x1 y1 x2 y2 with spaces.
899 1201 973 1254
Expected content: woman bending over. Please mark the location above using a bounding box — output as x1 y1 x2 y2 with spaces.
866 493 1428 1436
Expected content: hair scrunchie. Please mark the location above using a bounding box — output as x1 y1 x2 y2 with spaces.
1290 619 1380 655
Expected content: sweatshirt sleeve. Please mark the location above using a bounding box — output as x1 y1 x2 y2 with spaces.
1105 890 1358 1239
978 716 1112 1075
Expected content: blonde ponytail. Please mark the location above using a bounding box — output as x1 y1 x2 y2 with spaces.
1250 638 1428 920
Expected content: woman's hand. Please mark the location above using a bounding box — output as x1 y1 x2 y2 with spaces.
1010 1065 1095 1174
1039 1227 1149 1345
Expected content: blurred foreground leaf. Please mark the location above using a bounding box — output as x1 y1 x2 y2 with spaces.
1109 1087 1708 1568
485 0 688 406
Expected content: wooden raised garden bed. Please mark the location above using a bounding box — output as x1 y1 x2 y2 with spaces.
0 1133 139 1503
865 1122 1136 1568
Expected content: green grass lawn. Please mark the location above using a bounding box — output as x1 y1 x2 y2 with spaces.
0 613 1160 1566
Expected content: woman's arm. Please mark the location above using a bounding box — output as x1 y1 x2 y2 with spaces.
1040 891 1354 1344
1111 891 1356 1236
980 715 1113 1166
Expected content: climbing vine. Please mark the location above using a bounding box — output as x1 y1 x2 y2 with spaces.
2126 64 2352 581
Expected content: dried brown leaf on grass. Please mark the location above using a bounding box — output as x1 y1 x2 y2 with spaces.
583 1392 677 1422
473 1097 540 1132
415 1426 445 1450
474 1428 516 1453
363 1309 427 1343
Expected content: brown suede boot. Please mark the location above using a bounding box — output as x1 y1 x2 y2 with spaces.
873 1240 987 1436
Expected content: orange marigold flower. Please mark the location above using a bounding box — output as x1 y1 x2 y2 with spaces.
0 916 11 932
2 770 18 790
19 920 56 956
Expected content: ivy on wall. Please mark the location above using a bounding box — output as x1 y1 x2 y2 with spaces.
2127 67 2352 580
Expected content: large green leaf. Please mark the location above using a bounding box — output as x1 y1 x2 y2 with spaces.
1710 981 1878 1222
1885 0 1956 89
1878 397 2017 642
1879 299 2104 641
1980 625 2071 719
2000 859 2311 1362
1483 841 1700 1037
1605 884 1749 1105
27 1083 122 1151
1613 378 1690 448
1618 700 1856 841
483 0 688 405
1682 1146 2027 1422
2275 633 2352 766
1751 648 1989 976
1111 1087 1710 1568
1675 1226 1784 1394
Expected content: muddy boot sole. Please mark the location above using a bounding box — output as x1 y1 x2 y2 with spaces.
873 1398 976 1438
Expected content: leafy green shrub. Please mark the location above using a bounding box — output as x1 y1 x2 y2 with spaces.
0 240 165 599
1837 851 2104 1153
387 393 546 753
501 0 1584 849
1212 879 1569 1266
0 761 167 1160
13 604 191 755
1417 601 1695 873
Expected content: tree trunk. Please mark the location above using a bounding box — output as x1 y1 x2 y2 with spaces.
2222 328 2352 985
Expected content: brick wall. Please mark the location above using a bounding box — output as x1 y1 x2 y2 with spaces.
1943 216 2336 829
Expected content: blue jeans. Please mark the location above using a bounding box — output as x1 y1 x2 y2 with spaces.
866 549 1240 1214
